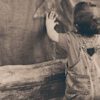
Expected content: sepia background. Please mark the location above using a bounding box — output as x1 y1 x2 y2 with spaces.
0 0 99 100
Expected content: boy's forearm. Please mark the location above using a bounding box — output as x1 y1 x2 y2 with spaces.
47 28 59 42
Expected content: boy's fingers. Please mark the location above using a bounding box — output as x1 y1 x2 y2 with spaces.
53 12 58 21
54 22 59 26
54 15 57 21
49 11 56 19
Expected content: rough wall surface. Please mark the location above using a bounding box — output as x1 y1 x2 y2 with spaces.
0 0 100 65
0 0 72 65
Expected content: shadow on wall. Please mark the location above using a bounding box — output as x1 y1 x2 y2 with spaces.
0 0 72 65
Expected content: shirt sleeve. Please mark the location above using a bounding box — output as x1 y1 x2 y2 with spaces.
58 33 71 51
58 32 80 67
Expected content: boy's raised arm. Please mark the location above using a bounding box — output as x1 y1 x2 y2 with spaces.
46 11 59 42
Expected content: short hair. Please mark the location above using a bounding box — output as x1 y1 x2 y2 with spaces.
74 2 93 25
74 2 90 15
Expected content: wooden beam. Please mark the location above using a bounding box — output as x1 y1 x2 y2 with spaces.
0 60 65 100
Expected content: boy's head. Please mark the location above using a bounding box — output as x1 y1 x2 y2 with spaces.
74 2 99 37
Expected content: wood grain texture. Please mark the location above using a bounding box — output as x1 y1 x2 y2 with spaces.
0 60 65 100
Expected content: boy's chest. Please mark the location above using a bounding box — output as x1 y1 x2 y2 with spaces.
66 34 100 67
78 35 100 57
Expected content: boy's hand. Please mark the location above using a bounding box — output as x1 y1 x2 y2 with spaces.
46 11 59 42
46 11 58 32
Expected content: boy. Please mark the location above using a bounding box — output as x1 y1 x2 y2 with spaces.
46 2 100 100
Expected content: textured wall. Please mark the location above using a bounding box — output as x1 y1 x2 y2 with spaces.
0 0 99 65
0 0 72 65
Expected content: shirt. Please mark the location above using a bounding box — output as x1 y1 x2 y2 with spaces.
58 32 100 100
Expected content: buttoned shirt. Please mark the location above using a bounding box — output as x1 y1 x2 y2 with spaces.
58 32 100 100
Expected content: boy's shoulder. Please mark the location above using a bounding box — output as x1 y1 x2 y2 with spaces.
58 31 78 49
